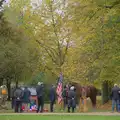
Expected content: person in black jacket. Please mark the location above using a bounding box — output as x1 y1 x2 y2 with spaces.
62 85 68 110
111 84 120 112
36 82 44 113
49 84 56 112
14 87 24 113
23 87 31 111
68 86 76 113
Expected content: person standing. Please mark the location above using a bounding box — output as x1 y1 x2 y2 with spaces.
68 86 76 113
62 85 68 110
49 84 56 112
111 84 120 112
14 86 24 113
23 86 31 112
36 82 44 113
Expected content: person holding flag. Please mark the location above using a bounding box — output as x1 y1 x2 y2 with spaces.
56 73 63 110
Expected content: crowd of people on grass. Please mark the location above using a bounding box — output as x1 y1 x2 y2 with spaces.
10 82 76 113
1 82 120 113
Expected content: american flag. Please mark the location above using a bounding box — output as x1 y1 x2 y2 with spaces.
56 73 63 104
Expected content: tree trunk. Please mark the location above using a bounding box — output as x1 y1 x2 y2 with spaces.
15 79 18 88
6 79 11 101
108 82 113 98
102 81 109 104
0 78 3 86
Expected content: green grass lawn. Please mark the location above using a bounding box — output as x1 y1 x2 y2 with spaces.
0 115 120 120
0 96 112 113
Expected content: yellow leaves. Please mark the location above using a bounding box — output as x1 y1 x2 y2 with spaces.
5 0 120 85
45 0 51 5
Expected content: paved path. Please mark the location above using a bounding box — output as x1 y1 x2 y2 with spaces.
0 112 120 116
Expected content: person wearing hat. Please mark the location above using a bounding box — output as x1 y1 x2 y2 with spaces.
36 82 44 113
111 84 120 112
68 86 76 113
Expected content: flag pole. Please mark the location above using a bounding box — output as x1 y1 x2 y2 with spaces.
56 72 63 111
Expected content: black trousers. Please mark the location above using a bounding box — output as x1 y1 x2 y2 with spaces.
14 100 22 113
11 97 15 109
68 99 75 113
50 101 55 112
37 96 44 113
63 97 67 110
68 106 75 113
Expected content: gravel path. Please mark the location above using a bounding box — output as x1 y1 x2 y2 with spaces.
0 112 120 116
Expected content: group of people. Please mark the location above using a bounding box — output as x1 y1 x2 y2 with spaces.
36 82 77 113
50 84 76 113
11 82 45 113
111 84 120 112
11 86 31 112
62 85 76 112
6 82 120 113
10 82 77 113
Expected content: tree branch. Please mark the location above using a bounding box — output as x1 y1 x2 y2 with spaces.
62 37 70 65
49 1 62 66
42 64 58 76
36 39 59 65
99 0 120 9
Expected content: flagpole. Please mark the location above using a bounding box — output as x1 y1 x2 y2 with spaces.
56 72 63 111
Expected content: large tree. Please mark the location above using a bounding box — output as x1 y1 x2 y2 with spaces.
0 0 44 99
6 0 73 80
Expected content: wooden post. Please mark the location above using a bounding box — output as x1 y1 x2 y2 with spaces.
79 98 84 112
56 99 63 112
83 98 88 112
79 98 88 112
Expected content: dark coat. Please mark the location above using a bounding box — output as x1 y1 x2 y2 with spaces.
62 88 67 98
23 88 31 103
49 87 56 102
68 90 76 99
68 90 76 108
11 87 16 98
14 88 24 101
36 85 44 98
111 86 120 100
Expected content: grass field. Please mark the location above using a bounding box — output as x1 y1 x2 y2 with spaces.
0 115 120 120
0 96 112 113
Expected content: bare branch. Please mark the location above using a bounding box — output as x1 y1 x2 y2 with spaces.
62 34 71 65
49 1 62 66
36 39 59 65
99 0 120 9
42 64 58 76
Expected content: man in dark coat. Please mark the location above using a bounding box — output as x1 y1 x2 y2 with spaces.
62 85 68 110
23 87 31 111
111 84 120 112
68 86 76 113
49 84 56 112
36 82 44 113
14 87 24 113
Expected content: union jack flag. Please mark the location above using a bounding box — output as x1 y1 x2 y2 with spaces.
56 73 63 104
